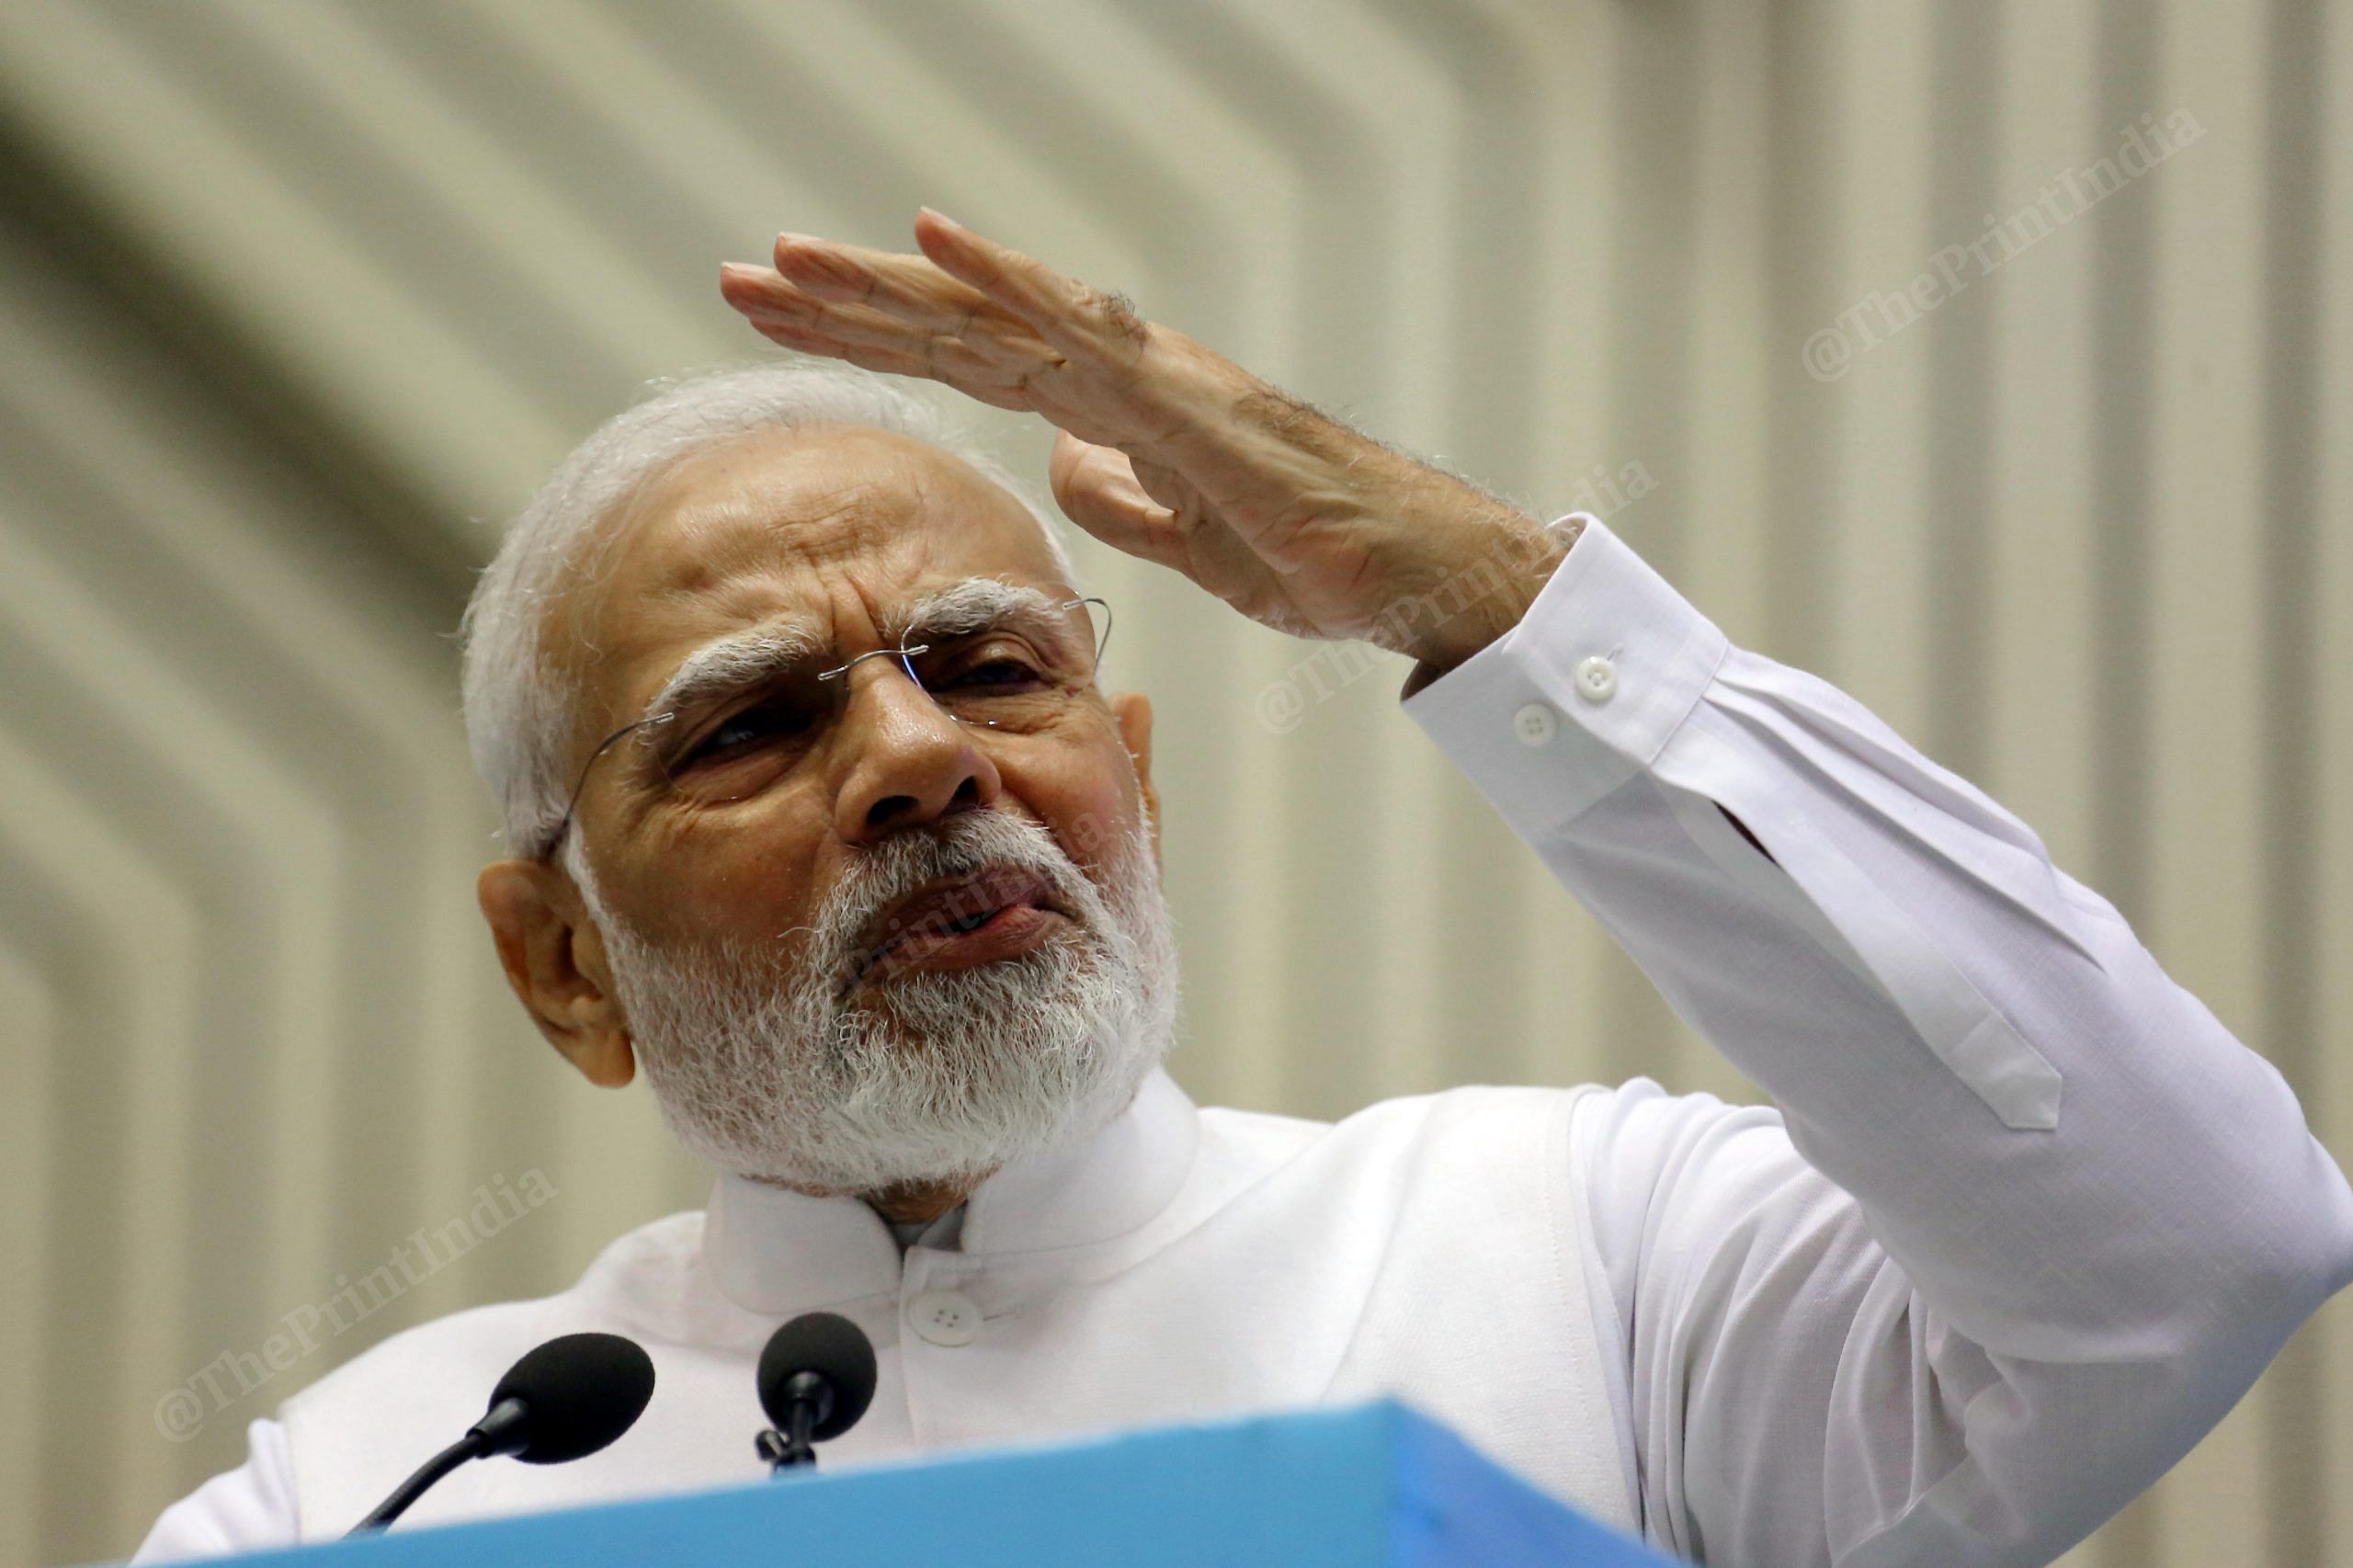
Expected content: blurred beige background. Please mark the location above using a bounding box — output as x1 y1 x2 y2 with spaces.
2 2 2348 1564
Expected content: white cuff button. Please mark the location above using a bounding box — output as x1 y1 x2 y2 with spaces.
1513 702 1558 747
1574 655 1619 705
908 1289 981 1346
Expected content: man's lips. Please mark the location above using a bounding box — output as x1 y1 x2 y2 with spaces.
847 865 1067 987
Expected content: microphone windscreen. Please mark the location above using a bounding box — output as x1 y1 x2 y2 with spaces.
488 1332 656 1464
757 1312 878 1440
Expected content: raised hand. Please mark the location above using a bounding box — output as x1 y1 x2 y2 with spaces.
718 210 1568 672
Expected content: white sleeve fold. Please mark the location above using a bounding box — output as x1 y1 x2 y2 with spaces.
1403 510 2353 1566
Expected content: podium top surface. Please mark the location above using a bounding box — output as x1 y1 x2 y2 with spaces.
176 1401 1675 1567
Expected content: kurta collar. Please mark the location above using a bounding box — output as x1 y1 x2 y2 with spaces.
701 1067 1200 1317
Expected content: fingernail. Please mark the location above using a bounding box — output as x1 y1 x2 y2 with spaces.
775 231 818 248
918 206 964 231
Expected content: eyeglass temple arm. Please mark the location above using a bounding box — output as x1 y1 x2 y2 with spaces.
544 712 676 858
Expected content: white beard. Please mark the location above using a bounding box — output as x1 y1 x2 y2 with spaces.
574 810 1180 1194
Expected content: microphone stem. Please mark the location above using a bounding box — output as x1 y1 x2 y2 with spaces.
347 1430 488 1535
756 1397 824 1474
789 1397 817 1459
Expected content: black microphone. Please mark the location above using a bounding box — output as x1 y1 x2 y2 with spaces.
347 1332 656 1535
755 1312 877 1473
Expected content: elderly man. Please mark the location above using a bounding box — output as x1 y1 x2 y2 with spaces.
138 211 2353 1566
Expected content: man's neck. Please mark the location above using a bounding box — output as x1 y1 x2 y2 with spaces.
862 1175 983 1227
748 1168 987 1225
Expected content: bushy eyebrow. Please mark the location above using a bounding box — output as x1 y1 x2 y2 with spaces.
638 619 828 728
634 578 1080 730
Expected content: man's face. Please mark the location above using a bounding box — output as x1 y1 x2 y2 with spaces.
490 422 1176 1193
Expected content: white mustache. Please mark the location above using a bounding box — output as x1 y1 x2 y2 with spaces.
814 812 1087 994
589 801 1177 1192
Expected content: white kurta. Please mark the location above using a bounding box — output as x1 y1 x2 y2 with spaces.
135 512 2353 1567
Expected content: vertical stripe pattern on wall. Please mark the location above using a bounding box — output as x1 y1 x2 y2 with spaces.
0 2 2347 1564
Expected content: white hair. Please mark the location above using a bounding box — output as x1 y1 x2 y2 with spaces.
459 358 1081 862
577 802 1179 1192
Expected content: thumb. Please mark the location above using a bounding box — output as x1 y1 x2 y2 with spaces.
1047 430 1180 566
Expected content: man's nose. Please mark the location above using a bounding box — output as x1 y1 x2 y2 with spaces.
833 665 1002 842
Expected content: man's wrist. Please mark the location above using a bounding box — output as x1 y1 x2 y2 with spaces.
1400 509 1581 678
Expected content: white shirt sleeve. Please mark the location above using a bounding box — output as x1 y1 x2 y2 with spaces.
131 1418 300 1562
1403 511 2353 1565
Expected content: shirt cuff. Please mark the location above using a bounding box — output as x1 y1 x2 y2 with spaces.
1402 511 1730 838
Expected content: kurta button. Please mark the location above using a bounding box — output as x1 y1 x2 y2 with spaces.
908 1289 980 1346
1512 702 1558 747
1574 655 1618 704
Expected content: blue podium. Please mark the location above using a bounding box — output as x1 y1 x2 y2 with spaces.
202 1402 1677 1566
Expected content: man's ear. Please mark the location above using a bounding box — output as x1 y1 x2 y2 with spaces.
1109 690 1159 866
476 858 636 1087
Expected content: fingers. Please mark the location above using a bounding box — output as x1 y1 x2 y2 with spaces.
724 267 1018 379
719 214 1182 447
912 210 1151 373
736 311 1039 414
764 233 1051 367
724 259 1048 369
